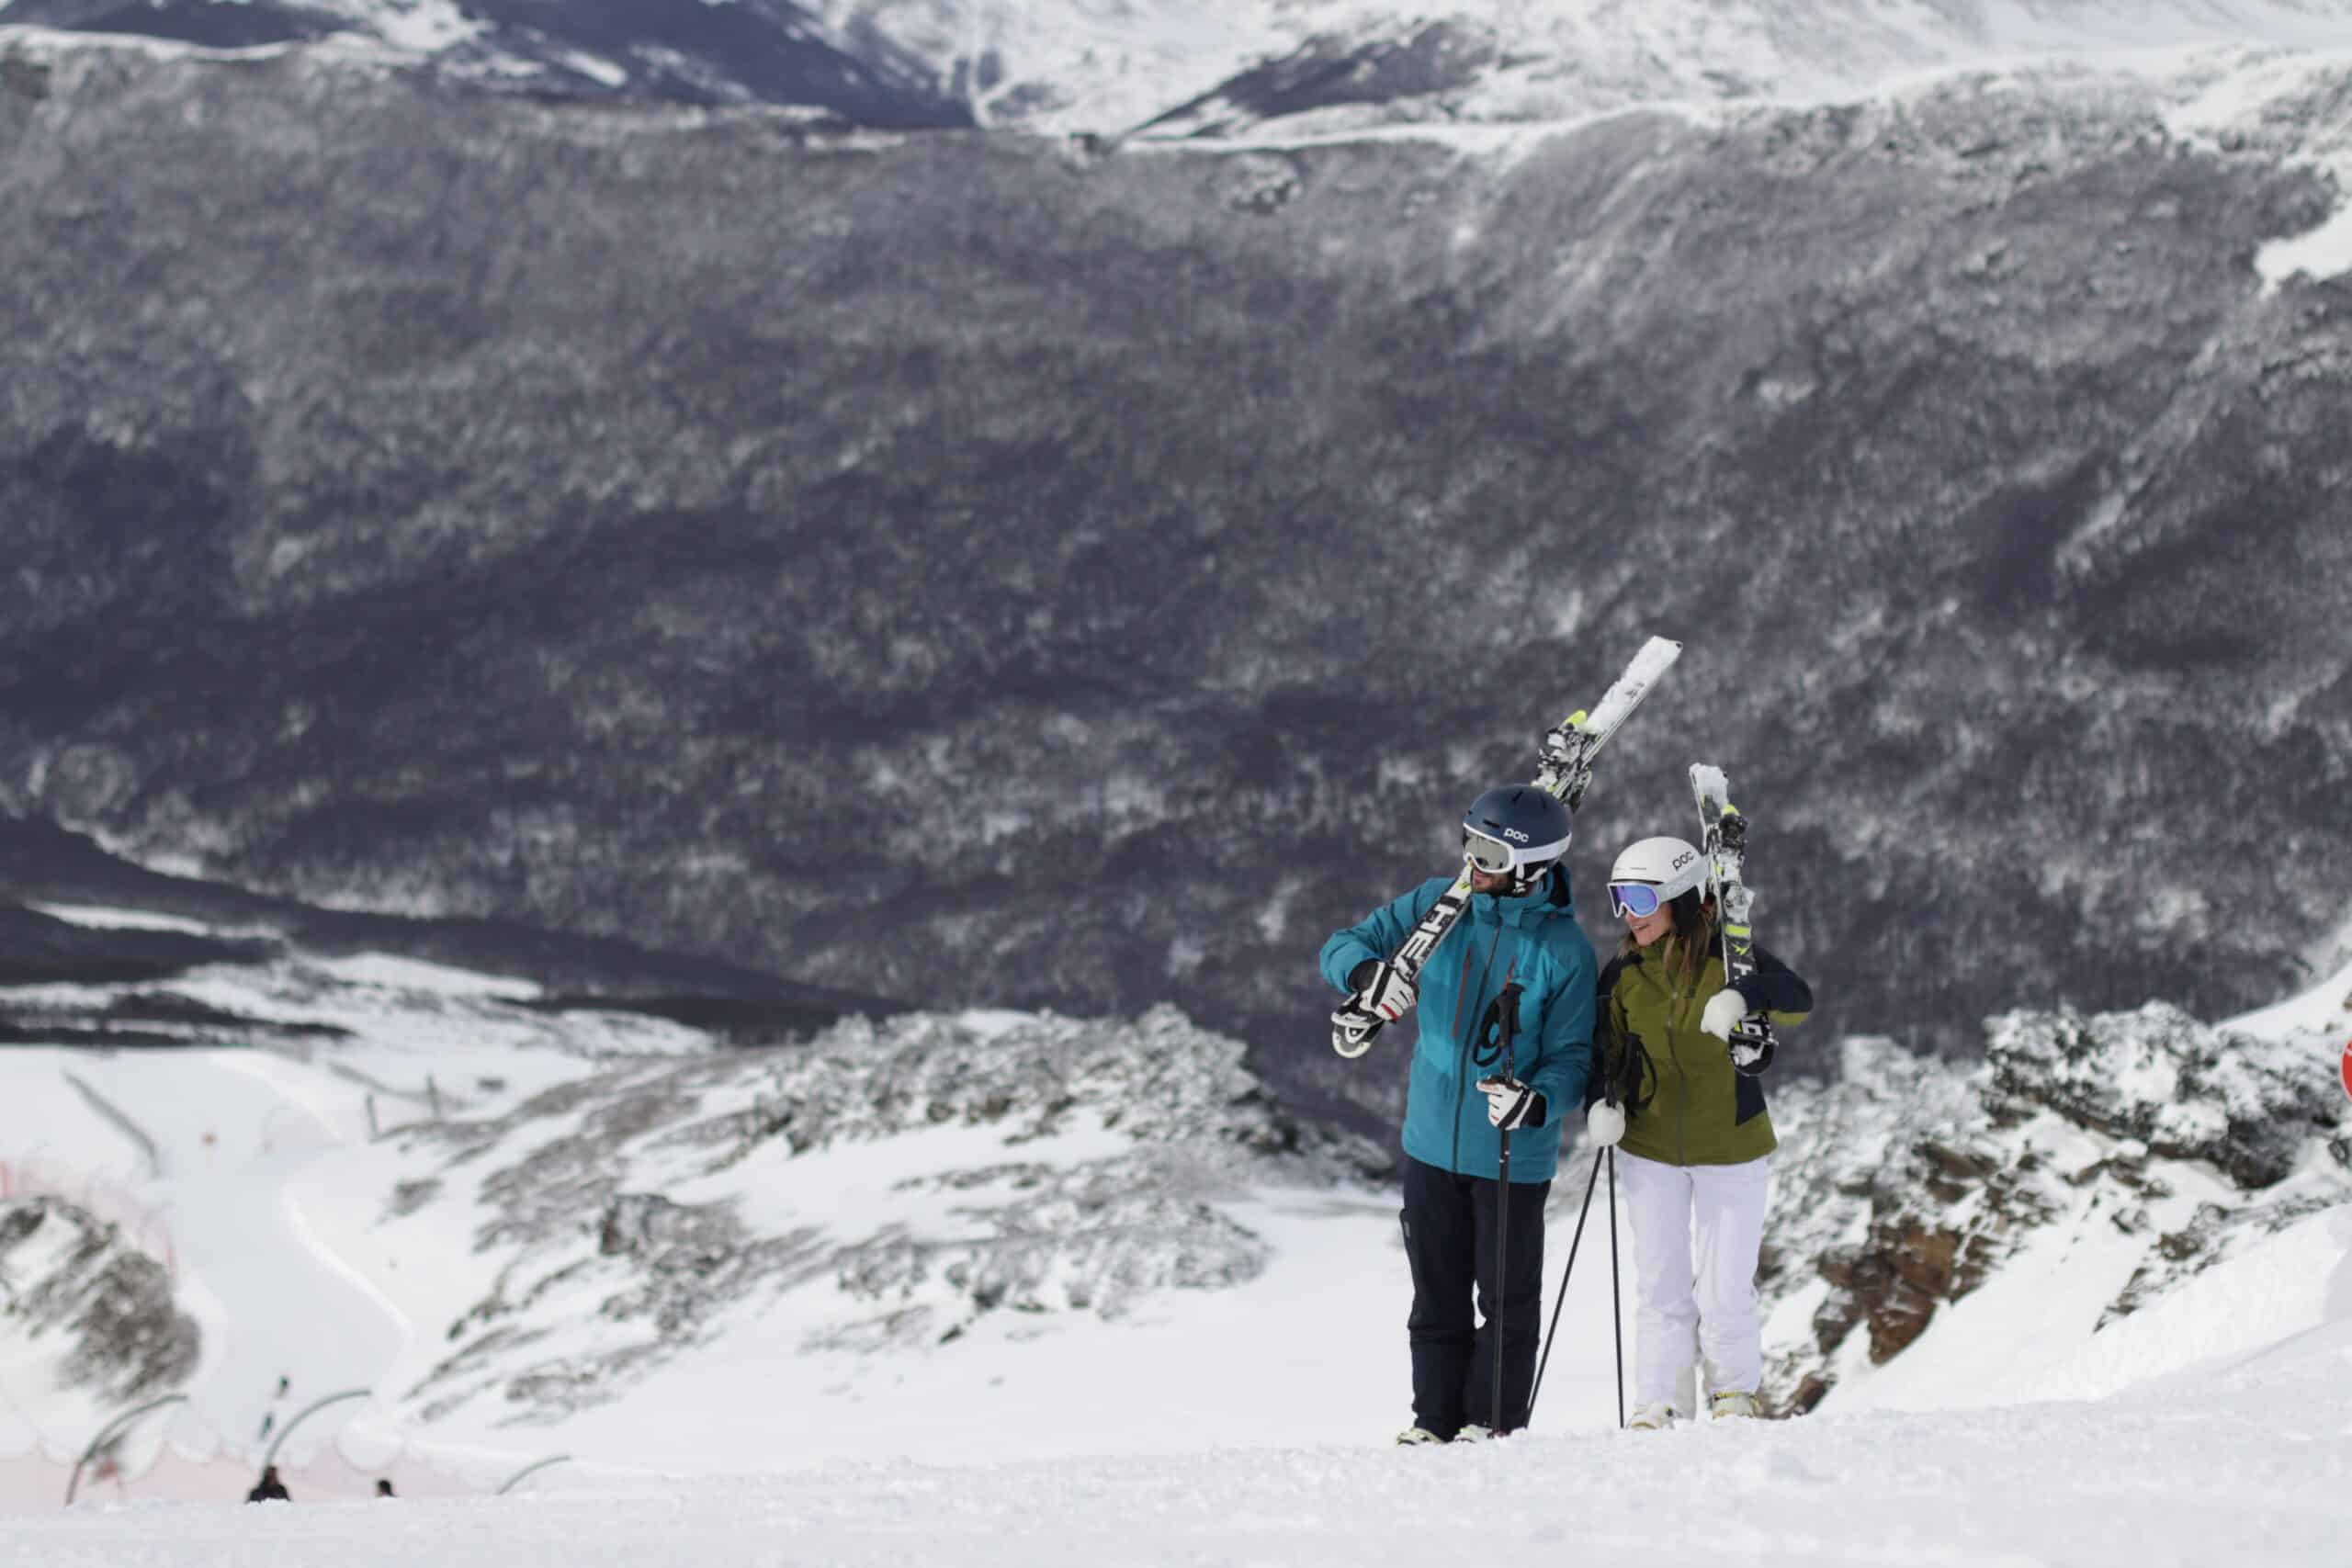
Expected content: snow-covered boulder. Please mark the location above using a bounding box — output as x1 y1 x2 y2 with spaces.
1985 1001 2342 1188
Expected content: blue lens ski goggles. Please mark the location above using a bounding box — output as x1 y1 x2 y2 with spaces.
1606 881 1665 919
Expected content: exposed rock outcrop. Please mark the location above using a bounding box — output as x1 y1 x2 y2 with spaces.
402 1006 1384 1424
1756 1006 2351 1412
0 1197 198 1403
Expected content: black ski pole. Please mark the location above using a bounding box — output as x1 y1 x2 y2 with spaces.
1493 1097 1510 1436
1525 1141 1606 1426
1608 1146 1624 1428
1475 982 1525 1437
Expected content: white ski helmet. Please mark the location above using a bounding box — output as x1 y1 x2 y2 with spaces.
1609 836 1706 903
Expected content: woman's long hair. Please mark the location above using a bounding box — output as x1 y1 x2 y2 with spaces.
1615 886 1716 986
1600 886 1719 1113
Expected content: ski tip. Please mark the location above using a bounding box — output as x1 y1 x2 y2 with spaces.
1627 638 1682 675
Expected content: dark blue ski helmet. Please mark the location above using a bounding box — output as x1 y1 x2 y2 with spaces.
1461 785 1573 895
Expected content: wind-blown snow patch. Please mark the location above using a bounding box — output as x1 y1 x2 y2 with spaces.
2160 44 2352 285
2037 1200 2352 1399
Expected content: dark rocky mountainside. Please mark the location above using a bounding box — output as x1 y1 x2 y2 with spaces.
3 44 2349 1119
0 818 904 1043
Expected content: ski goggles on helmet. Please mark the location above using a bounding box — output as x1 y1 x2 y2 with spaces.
1463 829 1519 875
1606 881 1666 919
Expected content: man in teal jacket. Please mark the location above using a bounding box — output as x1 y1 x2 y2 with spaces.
1321 784 1596 1443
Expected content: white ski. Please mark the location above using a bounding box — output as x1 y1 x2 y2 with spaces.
1690 762 1774 1074
1331 635 1682 1057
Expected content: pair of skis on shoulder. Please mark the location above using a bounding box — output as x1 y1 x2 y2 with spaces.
1331 635 1773 1075
1690 763 1775 1076
1329 635 1682 1058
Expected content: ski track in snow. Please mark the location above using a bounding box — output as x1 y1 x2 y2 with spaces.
44 1052 408 1450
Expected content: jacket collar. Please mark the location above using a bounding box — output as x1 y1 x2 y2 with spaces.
1471 864 1574 927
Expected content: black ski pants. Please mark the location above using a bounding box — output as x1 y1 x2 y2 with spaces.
1400 1154 1550 1438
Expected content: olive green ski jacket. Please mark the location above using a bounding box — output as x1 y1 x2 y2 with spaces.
1593 937 1812 1168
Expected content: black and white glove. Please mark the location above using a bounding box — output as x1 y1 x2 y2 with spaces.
1699 988 1750 1043
1350 961 1419 1023
1587 1101 1626 1147
1476 1077 1545 1131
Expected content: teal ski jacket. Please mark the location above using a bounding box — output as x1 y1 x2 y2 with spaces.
1319 866 1596 1184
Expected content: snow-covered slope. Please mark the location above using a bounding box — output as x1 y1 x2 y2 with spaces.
1745 957 2352 1412
6 1213 2351 1565
1018 0 2352 139
0 903 1402 1503
4 901 2346 1517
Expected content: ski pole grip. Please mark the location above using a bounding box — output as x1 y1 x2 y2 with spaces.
1331 1008 1384 1058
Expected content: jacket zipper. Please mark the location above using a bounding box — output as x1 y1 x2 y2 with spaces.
1665 943 1690 1167
1450 914 1507 1177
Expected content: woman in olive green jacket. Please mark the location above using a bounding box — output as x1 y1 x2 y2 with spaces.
1586 834 1812 1428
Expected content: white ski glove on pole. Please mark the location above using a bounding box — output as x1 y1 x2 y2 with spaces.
1699 988 1750 1042
1587 1100 1626 1147
1477 1077 1544 1131
1353 962 1418 1023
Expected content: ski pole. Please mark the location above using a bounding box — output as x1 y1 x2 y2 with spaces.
1475 982 1524 1436
1524 1142 1606 1425
1608 1146 1624 1428
1493 1106 1510 1435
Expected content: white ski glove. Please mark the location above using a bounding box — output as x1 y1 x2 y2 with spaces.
1477 1077 1545 1131
1587 1101 1626 1147
1699 988 1751 1043
1352 962 1419 1023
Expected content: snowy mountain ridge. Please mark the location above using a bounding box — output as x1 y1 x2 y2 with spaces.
7 0 2352 135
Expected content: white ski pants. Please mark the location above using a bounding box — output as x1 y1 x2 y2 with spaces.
1615 1149 1773 1410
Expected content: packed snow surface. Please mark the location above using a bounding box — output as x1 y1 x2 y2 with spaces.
0 929 2346 1559
10 1279 2352 1567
